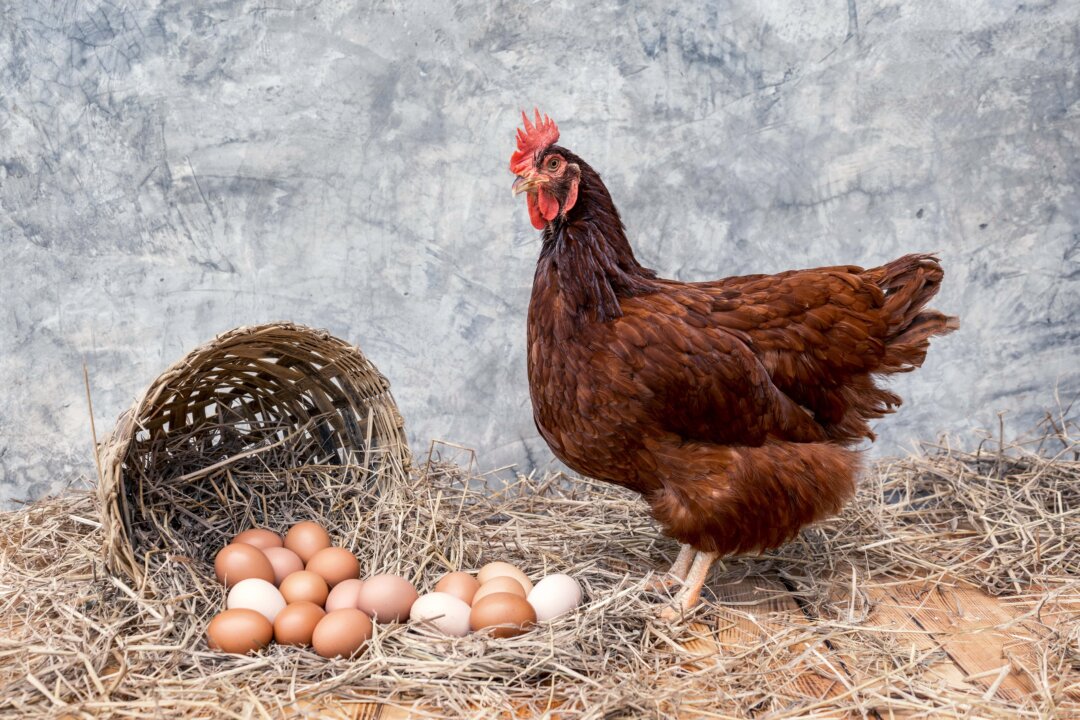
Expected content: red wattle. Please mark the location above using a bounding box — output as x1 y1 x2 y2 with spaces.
527 193 545 230
538 189 559 222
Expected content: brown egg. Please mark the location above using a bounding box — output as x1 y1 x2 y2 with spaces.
477 561 533 594
207 608 273 653
306 547 360 587
273 601 326 646
232 528 282 550
284 521 331 563
325 578 365 612
311 609 373 658
262 547 305 586
279 570 329 606
472 576 526 605
214 543 275 588
355 574 418 623
469 592 537 639
434 571 480 605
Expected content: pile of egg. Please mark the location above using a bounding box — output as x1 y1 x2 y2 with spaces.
412 561 583 638
206 523 583 657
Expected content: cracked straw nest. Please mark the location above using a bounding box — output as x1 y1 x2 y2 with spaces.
0 322 1077 717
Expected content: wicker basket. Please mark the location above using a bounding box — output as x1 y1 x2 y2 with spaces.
97 322 411 583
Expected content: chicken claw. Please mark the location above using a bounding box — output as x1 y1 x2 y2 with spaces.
645 544 696 592
660 550 719 621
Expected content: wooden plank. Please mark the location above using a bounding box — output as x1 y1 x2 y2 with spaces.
856 579 982 695
805 569 1079 719
1001 587 1080 702
889 581 1038 701
710 575 853 705
801 572 986 720
292 698 401 719
1002 586 1080 636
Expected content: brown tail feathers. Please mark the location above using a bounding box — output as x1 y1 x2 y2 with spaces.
873 253 959 373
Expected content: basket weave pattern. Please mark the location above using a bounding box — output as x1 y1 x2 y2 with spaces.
97 322 411 582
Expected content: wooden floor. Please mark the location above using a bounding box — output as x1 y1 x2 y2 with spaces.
295 572 1078 719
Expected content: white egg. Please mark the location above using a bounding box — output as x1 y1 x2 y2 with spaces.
226 578 287 623
409 592 472 637
527 574 583 622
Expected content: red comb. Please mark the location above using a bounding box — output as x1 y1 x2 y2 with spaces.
510 108 559 175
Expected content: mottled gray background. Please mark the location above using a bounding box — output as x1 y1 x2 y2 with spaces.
2 1 1078 504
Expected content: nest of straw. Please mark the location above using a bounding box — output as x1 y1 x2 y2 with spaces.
2 420 1078 718
94 322 411 584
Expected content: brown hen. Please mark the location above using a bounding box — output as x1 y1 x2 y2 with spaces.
511 110 958 615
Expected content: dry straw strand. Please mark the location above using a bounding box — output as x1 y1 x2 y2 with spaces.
3 439 1078 718
0 323 1076 718
95 322 411 584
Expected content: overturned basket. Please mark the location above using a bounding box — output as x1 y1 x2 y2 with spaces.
97 322 411 584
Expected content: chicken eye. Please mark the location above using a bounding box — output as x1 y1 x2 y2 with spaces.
546 157 560 171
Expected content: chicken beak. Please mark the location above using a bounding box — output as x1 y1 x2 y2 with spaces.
512 175 544 197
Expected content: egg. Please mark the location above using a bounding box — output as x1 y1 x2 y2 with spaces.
305 547 360 587
325 578 365 612
472 576 526 605
527 573 583 621
214 543 276 588
409 592 472 637
469 592 537 638
356 574 418 623
232 528 282 550
226 578 287 623
207 608 273 653
273 601 326 646
433 571 480 605
279 570 329 606
262 547 305 586
284 521 331 563
477 562 533 595
312 609 373 658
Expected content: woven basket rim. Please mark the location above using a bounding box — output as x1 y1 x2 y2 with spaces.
96 321 411 584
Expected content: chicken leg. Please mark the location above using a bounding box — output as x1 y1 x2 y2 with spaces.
660 550 719 621
645 543 696 592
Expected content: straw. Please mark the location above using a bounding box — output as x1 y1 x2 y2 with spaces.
2 323 1075 718
1 420 1077 718
94 322 411 584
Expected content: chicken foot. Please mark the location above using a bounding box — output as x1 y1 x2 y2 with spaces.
660 550 719 621
644 543 696 591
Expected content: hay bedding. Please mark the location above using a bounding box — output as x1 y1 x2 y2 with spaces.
2 425 1078 719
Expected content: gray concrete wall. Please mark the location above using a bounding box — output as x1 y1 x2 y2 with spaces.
2 1 1078 504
